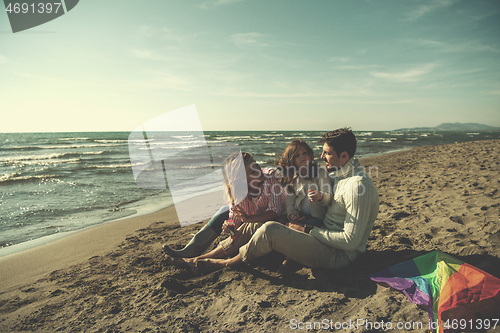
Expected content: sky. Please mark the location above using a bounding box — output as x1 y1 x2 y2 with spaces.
1 0 499 132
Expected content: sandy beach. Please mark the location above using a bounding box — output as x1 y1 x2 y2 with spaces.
1 139 499 332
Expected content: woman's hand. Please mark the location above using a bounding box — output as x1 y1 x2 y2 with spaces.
221 220 231 235
289 214 299 221
308 190 323 202
222 220 241 237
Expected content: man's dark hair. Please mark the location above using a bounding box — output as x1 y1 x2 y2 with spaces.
319 128 357 158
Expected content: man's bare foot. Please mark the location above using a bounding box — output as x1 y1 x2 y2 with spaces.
164 255 200 274
197 258 229 272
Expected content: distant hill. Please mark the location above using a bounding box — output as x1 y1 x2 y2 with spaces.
394 122 500 131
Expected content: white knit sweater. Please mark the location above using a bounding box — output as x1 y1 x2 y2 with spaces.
310 157 379 262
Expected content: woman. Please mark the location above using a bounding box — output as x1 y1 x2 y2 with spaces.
275 139 332 226
162 151 286 259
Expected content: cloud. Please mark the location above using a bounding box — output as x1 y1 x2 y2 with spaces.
328 57 351 63
484 89 500 95
120 71 193 92
133 25 184 43
134 25 156 38
334 64 381 71
128 49 169 61
410 39 499 53
200 0 243 9
403 0 459 21
230 32 268 49
371 64 438 82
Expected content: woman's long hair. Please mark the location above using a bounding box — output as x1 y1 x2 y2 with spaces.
275 139 318 189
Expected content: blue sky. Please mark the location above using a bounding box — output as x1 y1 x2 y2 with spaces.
1 0 499 132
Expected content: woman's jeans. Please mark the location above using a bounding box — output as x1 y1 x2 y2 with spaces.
206 205 230 234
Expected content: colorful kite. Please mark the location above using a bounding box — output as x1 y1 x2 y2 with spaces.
369 250 500 332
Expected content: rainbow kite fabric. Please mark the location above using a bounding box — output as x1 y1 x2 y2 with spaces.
369 250 500 332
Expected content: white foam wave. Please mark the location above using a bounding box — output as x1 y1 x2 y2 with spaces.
88 163 132 169
94 139 128 144
39 144 122 149
58 137 91 141
80 151 105 156
171 135 195 139
0 151 102 164
178 164 215 169
0 153 68 163
0 173 59 184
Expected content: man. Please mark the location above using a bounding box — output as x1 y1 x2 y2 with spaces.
162 151 286 259
191 128 379 271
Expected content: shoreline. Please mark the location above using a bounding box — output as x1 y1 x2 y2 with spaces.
0 205 180 291
1 133 498 256
0 194 175 258
0 138 495 273
0 144 429 257
0 187 225 290
1 139 499 332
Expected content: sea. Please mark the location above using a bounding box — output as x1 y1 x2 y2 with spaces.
1 130 499 255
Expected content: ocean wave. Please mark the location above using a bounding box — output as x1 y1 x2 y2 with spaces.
140 140 208 147
0 173 60 185
0 152 74 162
213 136 252 141
178 164 215 169
80 151 105 156
86 163 132 169
0 151 104 164
171 135 195 139
3 145 46 151
58 137 91 141
38 143 123 149
94 139 128 144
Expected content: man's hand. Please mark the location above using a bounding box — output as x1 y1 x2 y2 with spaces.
287 221 306 233
287 216 306 232
289 214 300 221
308 190 323 202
